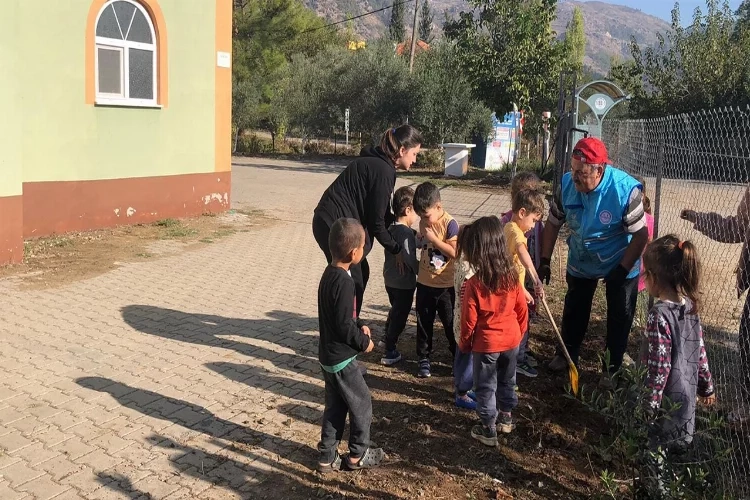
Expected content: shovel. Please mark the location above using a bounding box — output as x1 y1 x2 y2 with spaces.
540 297 579 396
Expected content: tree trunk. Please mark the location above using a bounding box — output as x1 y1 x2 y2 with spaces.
233 127 241 153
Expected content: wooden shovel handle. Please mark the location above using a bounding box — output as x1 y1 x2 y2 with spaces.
540 297 576 368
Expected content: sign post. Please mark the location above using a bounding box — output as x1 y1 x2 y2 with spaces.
345 108 350 146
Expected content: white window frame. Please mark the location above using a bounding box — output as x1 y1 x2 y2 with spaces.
94 0 160 108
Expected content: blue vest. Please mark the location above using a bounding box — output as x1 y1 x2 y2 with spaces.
561 166 641 279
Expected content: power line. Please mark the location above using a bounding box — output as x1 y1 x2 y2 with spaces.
298 0 413 34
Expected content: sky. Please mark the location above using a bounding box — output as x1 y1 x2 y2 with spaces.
581 0 742 25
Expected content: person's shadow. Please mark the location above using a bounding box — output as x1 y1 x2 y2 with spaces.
119 304 593 497
121 305 320 367
77 377 397 498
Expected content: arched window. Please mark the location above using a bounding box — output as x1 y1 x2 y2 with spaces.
95 0 157 106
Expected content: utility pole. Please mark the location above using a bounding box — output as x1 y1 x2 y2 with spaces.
408 0 419 72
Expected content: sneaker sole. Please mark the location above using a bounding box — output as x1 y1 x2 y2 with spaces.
497 423 515 434
470 431 498 446
417 373 431 378
516 368 538 378
380 357 402 366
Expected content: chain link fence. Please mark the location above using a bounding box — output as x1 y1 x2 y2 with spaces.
602 106 750 498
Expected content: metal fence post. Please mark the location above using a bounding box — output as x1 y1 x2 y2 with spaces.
647 122 665 312
653 122 664 240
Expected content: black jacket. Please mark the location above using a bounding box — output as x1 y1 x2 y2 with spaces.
318 266 370 366
314 146 401 255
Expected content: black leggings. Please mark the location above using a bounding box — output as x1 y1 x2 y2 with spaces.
312 214 369 316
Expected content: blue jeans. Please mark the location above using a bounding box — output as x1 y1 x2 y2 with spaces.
454 349 473 395
473 348 519 428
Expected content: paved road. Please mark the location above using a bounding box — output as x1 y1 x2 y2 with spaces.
0 156 511 499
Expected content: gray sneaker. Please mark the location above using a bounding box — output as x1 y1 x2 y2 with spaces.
548 355 568 372
471 424 498 446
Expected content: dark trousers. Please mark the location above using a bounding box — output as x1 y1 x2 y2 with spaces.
415 283 456 359
454 349 474 394
473 348 519 428
516 329 529 364
384 286 416 352
313 214 369 316
560 273 638 372
317 360 372 463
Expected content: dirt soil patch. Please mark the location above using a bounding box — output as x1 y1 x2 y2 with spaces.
0 208 276 290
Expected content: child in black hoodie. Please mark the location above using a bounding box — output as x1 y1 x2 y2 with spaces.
317 218 385 472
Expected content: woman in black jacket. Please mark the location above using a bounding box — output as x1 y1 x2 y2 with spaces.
313 124 423 316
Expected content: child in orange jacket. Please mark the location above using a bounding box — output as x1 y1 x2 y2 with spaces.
458 216 528 446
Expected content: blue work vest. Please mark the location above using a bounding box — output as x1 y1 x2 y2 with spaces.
561 166 641 279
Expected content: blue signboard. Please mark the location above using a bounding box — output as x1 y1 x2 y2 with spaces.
484 112 521 170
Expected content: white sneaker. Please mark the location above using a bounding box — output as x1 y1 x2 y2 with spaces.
622 353 635 368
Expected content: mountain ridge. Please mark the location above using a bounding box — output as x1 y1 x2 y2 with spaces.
301 0 673 75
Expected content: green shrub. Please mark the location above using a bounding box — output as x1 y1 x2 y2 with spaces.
574 353 730 499
415 149 444 169
236 134 272 154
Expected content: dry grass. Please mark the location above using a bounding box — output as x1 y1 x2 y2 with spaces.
0 209 276 290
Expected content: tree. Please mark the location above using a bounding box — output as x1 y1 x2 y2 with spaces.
419 0 435 43
232 73 264 151
443 0 565 132
231 0 341 148
411 43 491 145
389 0 406 42
273 41 413 146
275 52 335 152
610 0 750 117
335 40 413 141
564 7 586 81
273 40 491 148
736 0 750 37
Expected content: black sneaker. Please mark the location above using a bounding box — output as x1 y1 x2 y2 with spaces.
417 358 431 378
380 349 402 366
471 425 498 446
316 452 342 473
516 361 538 378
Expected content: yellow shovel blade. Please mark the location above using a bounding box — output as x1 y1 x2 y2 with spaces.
569 363 580 396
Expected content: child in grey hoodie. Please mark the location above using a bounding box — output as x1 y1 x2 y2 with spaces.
381 186 420 366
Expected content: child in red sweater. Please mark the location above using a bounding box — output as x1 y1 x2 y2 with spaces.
458 216 529 446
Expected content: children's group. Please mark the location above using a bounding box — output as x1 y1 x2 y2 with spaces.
314 132 716 479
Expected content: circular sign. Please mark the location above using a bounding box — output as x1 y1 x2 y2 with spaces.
594 97 607 110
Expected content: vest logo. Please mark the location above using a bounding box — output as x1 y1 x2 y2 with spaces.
599 210 613 224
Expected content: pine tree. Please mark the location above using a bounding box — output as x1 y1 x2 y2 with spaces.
419 0 434 43
735 0 750 38
389 0 406 42
564 6 586 80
